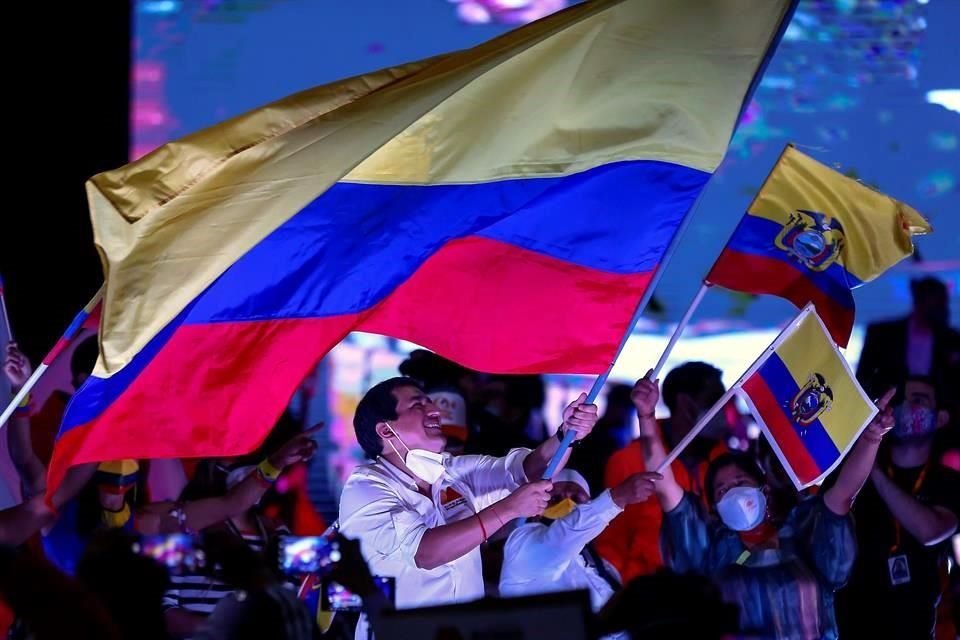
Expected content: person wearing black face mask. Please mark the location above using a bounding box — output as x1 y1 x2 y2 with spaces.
836 377 960 640
856 276 960 413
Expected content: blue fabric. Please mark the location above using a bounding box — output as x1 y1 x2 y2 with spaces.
755 354 841 469
725 214 860 309
661 493 856 640
187 159 706 324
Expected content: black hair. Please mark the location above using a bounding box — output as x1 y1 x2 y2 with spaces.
497 374 546 410
425 382 464 397
398 350 471 390
353 377 425 458
662 362 723 412
607 383 634 409
704 451 766 506
77 528 170 640
178 460 227 503
872 374 941 410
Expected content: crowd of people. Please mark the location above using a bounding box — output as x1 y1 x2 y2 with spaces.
0 276 958 639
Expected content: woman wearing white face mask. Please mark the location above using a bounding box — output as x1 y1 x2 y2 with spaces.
633 376 897 640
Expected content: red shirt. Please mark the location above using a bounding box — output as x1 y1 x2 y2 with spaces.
594 433 726 584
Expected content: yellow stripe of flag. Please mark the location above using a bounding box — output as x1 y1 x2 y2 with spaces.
748 145 930 283
775 309 876 450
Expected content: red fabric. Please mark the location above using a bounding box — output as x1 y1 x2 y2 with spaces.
30 392 70 466
707 248 855 347
49 238 653 495
0 600 13 637
742 374 822 485
595 430 726 584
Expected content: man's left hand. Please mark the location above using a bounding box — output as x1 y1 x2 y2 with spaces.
561 393 598 441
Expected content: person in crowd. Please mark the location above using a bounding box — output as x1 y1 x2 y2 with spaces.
467 374 546 457
192 530 314 640
428 383 471 456
595 362 730 583
2 343 46 499
857 276 960 409
596 570 740 640
76 528 171 640
399 349 480 406
338 377 598 638
26 336 99 467
1 543 122 640
2 342 135 568
569 384 634 497
836 376 959 639
638 373 895 640
136 427 318 638
499 468 660 622
246 411 327 536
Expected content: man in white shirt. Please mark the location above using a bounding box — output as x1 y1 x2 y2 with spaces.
338 377 598 634
499 468 660 615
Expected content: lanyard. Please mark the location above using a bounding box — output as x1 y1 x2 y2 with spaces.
887 463 929 553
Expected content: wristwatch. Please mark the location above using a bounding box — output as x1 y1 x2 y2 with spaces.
556 427 581 447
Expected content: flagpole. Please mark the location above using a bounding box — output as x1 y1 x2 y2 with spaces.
541 187 707 480
0 287 104 429
654 304 812 472
650 283 708 379
542 144 798 481
647 144 794 382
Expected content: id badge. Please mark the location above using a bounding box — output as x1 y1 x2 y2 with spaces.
887 553 911 586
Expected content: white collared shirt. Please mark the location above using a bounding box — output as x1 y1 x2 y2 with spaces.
499 490 623 611
339 448 531 612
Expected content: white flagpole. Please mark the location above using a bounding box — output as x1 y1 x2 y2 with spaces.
655 305 813 472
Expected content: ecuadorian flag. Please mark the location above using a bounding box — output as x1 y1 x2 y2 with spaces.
707 144 931 347
740 305 877 489
48 0 796 494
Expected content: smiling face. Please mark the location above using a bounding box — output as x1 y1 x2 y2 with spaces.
379 385 446 454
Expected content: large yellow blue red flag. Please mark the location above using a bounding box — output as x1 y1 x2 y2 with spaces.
49 0 797 494
740 305 877 489
707 144 931 347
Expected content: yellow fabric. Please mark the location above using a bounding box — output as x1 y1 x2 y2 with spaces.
749 145 931 282
96 459 139 476
345 1 790 184
773 305 877 452
87 0 794 376
101 502 132 529
542 497 578 520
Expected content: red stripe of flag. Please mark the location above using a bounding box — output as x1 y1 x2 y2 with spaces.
742 374 823 485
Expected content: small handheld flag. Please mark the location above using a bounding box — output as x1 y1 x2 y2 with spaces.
0 287 103 430
739 304 877 489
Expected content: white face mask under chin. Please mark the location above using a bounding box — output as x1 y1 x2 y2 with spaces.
384 426 446 485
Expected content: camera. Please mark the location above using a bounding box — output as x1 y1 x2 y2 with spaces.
278 535 341 576
321 576 396 612
133 533 206 575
